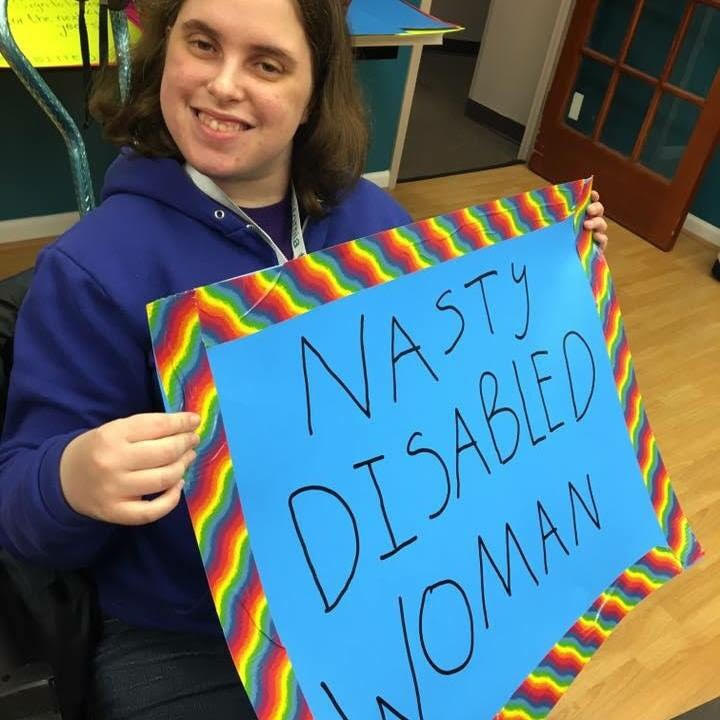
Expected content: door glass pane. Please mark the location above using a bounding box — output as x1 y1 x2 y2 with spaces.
640 93 701 179
669 4 720 98
626 0 686 77
565 56 614 136
587 0 635 58
600 73 654 156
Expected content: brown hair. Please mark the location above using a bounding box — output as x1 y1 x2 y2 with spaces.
90 0 368 217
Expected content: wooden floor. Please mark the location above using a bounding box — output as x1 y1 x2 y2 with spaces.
0 235 50 279
3 165 719 719
393 165 720 720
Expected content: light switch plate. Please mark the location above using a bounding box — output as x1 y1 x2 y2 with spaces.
568 92 584 121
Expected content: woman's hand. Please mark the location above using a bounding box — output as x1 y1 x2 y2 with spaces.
584 190 608 252
60 412 200 525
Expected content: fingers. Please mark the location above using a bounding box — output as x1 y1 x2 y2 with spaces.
122 412 200 442
585 200 604 217
127 431 200 471
593 233 609 252
114 481 186 526
584 201 609 252
60 413 202 527
591 190 599 202
584 215 607 231
120 448 197 496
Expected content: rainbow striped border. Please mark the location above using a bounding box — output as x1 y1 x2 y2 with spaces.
147 179 702 720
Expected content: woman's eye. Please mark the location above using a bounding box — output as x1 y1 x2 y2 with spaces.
190 39 215 54
259 61 283 75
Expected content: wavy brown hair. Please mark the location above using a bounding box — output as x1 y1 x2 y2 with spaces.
91 0 368 217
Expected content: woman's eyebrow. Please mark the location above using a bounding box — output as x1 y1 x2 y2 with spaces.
250 44 297 68
180 19 222 42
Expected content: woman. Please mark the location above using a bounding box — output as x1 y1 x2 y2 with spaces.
0 0 607 716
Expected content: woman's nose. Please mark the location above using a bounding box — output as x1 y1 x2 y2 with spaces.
206 62 246 103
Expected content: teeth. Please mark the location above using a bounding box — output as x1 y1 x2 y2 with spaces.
197 111 246 133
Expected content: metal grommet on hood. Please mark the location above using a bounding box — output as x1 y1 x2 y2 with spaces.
214 209 225 220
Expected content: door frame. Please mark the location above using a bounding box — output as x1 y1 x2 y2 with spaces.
519 0 576 162
519 0 720 247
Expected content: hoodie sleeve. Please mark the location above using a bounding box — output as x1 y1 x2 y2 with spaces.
0 245 153 569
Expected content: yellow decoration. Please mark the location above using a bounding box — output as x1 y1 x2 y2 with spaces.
0 0 140 70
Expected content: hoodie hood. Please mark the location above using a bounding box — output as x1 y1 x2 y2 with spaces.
98 148 413 258
102 149 226 234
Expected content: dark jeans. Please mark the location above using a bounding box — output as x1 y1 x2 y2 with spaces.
89 618 258 719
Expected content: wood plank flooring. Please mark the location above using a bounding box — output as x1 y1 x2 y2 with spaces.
393 165 720 720
0 236 50 279
2 165 718 718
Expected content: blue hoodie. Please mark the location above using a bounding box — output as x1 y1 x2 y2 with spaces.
0 150 411 634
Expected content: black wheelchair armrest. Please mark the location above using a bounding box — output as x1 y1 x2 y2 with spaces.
0 555 62 719
0 549 99 720
0 661 61 720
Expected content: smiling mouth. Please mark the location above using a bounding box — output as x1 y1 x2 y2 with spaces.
194 109 253 133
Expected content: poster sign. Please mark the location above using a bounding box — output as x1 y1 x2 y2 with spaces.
1 0 140 69
148 179 702 720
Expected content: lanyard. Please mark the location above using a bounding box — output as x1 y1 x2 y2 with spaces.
242 184 306 265
184 164 306 265
287 184 307 261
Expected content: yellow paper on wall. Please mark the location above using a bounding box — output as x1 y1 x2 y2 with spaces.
0 0 140 70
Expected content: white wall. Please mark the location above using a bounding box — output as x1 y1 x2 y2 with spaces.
431 0 491 42
469 0 564 125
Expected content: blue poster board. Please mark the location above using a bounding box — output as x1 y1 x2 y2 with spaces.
148 180 702 720
205 217 665 718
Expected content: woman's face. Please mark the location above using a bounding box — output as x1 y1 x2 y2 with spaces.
160 0 314 198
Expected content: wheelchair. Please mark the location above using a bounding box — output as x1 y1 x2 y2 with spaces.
0 2 132 717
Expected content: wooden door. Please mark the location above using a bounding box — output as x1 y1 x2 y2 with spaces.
529 0 720 250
